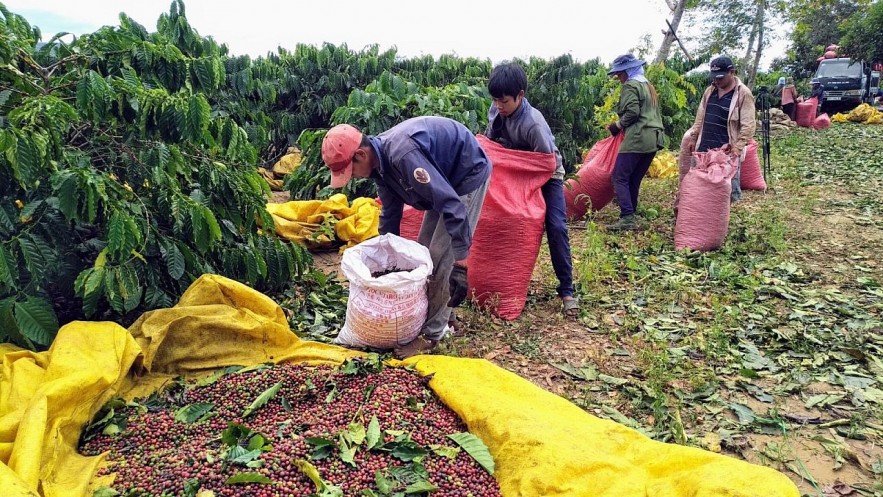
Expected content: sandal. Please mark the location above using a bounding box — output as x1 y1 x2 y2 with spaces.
562 297 580 318
394 336 439 360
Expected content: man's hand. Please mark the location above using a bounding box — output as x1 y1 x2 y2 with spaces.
607 123 621 136
448 265 468 308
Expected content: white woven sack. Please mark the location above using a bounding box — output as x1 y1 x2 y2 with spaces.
335 233 433 349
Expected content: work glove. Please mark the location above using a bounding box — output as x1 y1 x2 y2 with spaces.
607 123 621 136
448 265 468 308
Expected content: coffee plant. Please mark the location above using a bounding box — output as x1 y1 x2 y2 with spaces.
80 359 501 496
0 2 310 348
285 71 491 200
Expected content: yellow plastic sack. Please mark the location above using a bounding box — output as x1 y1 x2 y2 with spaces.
832 113 849 123
257 166 284 191
0 274 800 497
865 111 883 124
847 103 876 122
266 193 379 250
271 148 302 177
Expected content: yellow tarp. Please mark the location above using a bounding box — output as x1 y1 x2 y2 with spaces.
648 150 679 179
266 193 380 251
0 274 800 497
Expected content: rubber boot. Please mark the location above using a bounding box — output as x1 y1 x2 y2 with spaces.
608 215 637 232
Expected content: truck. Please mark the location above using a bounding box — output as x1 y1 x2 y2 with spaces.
813 58 880 113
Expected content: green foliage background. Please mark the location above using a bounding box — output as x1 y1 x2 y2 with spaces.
0 0 780 350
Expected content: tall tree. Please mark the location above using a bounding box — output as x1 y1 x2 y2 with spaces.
840 1 883 64
654 0 701 64
778 0 869 76
689 0 786 85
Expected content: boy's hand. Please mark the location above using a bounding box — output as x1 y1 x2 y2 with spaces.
607 123 621 136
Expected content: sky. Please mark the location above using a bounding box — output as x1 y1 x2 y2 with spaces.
8 0 787 68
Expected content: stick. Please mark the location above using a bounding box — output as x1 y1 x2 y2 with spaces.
666 19 693 63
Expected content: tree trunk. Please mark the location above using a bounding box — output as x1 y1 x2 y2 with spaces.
748 1 766 88
742 19 758 81
654 0 689 64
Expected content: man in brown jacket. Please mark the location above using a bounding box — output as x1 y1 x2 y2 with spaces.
683 56 756 202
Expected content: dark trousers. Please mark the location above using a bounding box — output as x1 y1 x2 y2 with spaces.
542 178 574 298
782 102 795 121
612 152 656 218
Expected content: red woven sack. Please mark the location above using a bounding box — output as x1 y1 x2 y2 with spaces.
796 97 818 127
564 134 624 219
469 135 557 320
813 113 832 130
740 139 767 191
374 198 425 242
674 149 735 251
399 205 425 241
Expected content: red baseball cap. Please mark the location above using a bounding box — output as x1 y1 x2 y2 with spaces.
321 124 362 188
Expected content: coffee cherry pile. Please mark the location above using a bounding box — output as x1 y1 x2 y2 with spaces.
79 361 501 496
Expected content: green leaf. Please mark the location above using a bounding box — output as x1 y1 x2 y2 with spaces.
246 433 268 451
366 415 381 450
306 437 335 460
375 470 394 495
0 298 16 345
551 362 598 381
117 265 143 314
174 402 214 423
243 381 282 417
404 481 438 494
15 135 41 187
77 267 106 317
221 422 252 447
17 235 44 282
447 432 495 475
0 244 18 291
225 472 271 485
229 446 263 464
428 444 460 459
347 421 366 446
92 487 120 497
390 441 428 463
107 211 129 260
54 172 80 221
13 297 59 347
598 374 629 386
295 459 325 491
728 403 756 424
338 434 356 467
160 239 186 280
182 479 201 497
186 94 211 140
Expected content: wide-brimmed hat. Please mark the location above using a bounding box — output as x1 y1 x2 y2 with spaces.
607 54 645 75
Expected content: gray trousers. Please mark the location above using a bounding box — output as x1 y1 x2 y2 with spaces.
417 176 491 341
730 157 743 202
